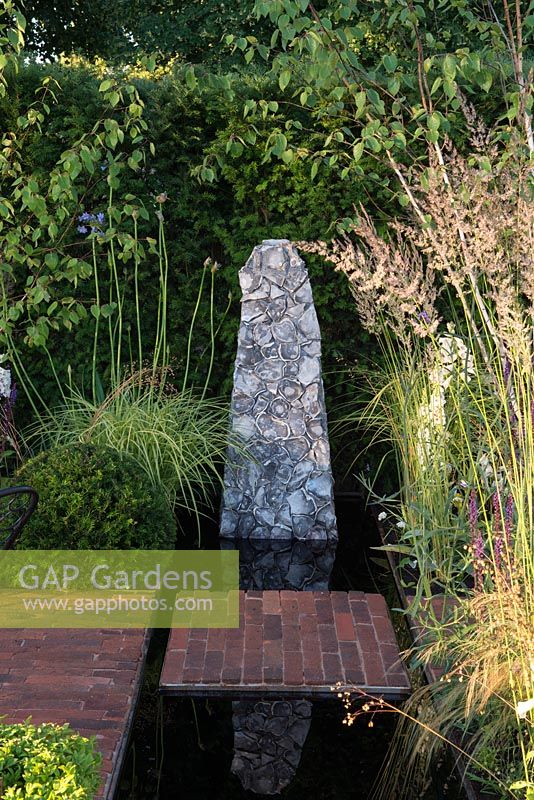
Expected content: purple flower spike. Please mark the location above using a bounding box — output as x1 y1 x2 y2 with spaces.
417 310 431 323
469 489 484 591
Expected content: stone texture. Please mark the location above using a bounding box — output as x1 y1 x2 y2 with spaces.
219 241 340 795
231 698 312 794
221 239 338 563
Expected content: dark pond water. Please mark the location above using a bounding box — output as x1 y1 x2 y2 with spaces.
116 498 464 800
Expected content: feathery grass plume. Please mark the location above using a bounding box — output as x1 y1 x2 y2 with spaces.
314 146 534 796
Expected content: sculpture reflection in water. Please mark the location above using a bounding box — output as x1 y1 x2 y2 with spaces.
221 240 338 794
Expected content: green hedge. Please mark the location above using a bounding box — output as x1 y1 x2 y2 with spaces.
0 61 374 405
0 721 101 799
0 60 398 480
15 444 176 549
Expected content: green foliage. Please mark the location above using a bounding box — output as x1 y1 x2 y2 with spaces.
15 443 176 549
23 0 266 66
0 56 369 476
0 5 154 364
0 721 101 799
29 378 235 526
215 0 533 184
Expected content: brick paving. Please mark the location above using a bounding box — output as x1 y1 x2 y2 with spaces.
0 628 149 800
160 591 410 699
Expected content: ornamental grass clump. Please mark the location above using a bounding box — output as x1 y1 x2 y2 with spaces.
31 368 233 522
306 144 534 796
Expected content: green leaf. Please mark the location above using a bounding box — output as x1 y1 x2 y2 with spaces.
388 76 400 96
372 544 414 556
271 133 287 157
442 54 456 79
430 77 442 95
383 54 397 72
428 112 441 130
352 141 364 162
100 303 117 319
476 69 492 93
279 69 291 91
185 67 197 90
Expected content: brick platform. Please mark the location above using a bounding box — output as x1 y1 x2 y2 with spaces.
160 591 410 699
0 628 149 800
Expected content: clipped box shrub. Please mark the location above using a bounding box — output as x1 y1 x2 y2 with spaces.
15 443 176 549
0 721 101 799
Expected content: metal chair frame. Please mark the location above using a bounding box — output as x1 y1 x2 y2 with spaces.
0 486 39 550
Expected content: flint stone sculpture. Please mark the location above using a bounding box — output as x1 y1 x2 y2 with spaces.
221 239 338 559
222 240 338 794
231 699 312 794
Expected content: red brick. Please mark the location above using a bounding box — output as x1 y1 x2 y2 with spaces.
334 612 356 642
339 642 365 685
222 662 243 684
190 628 208 640
161 650 185 682
322 652 343 682
245 597 263 624
282 624 302 652
283 651 303 685
243 651 263 683
297 592 316 615
300 616 319 640
262 592 280 614
318 624 339 654
207 628 226 651
263 640 282 683
280 591 299 624
356 624 380 653
366 593 389 617
314 596 335 624
362 652 386 686
264 614 282 640
373 615 396 645
168 628 189 649
349 600 372 625
244 623 263 649
202 651 223 683
330 592 350 613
